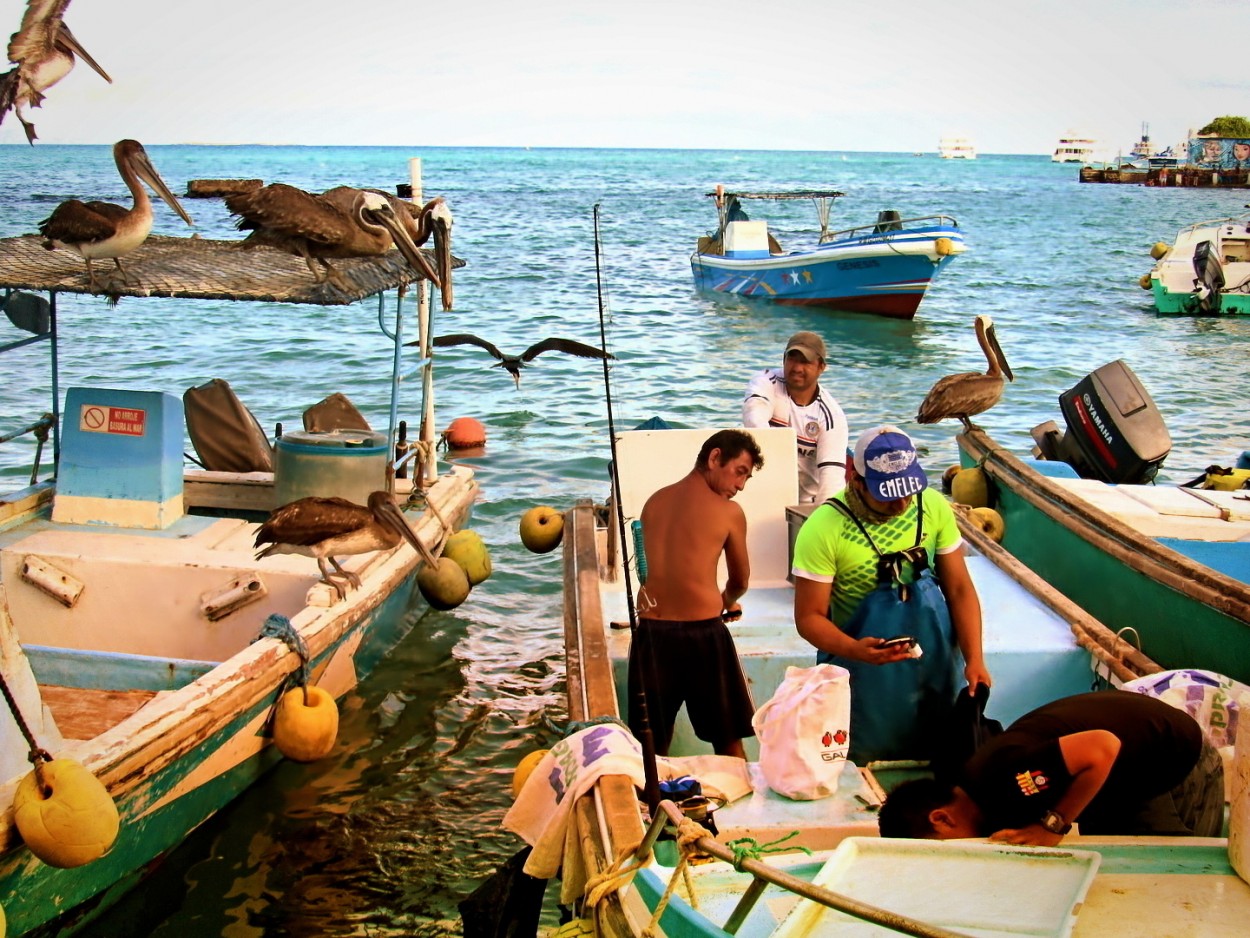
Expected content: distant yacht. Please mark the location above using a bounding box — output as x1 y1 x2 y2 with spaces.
1129 122 1156 160
938 136 976 159
1052 134 1098 163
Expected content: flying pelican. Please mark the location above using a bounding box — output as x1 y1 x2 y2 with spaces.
1 1 112 144
916 314 1014 431
38 139 194 291
254 490 435 600
225 184 443 297
418 333 614 389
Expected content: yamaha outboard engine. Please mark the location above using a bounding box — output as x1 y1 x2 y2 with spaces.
1030 359 1171 484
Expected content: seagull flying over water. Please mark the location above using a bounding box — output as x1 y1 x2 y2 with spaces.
416 333 614 389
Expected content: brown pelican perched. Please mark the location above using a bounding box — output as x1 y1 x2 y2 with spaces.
38 139 193 291
354 190 454 310
226 184 442 296
1 1 112 144
916 314 1014 431
418 333 614 389
254 490 435 600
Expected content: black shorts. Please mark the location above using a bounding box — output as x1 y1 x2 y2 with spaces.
626 616 755 755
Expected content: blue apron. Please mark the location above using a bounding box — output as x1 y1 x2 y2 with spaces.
816 499 959 763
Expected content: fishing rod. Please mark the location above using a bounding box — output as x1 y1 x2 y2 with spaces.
591 203 662 813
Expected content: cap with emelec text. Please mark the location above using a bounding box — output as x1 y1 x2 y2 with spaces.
785 331 826 364
852 425 928 501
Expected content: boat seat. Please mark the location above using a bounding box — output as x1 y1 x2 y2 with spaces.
873 209 903 232
184 378 275 473
302 392 371 432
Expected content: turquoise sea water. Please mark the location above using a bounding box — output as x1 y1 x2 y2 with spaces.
3 145 1250 935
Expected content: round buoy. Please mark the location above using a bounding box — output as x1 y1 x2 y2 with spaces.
272 685 339 762
14 758 119 868
1149 241 1170 260
969 506 1006 542
520 506 564 553
941 464 961 494
1139 273 1153 290
513 749 550 798
935 237 956 257
443 530 492 585
443 417 487 450
418 556 471 610
951 467 990 508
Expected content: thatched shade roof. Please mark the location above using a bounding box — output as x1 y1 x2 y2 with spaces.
0 234 463 306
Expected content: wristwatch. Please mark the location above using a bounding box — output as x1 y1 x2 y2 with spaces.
1039 809 1072 835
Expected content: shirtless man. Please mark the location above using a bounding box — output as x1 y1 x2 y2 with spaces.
628 429 763 759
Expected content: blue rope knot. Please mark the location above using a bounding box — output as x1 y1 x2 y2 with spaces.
257 613 310 687
724 831 810 871
542 714 628 738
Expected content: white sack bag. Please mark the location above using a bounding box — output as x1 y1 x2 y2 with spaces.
751 663 852 800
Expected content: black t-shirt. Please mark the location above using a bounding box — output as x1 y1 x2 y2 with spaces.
960 691 1203 833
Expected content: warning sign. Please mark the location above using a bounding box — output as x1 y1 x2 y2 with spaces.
79 404 146 437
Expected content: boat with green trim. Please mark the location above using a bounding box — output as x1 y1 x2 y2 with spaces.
512 422 1250 936
1145 212 1250 315
0 221 477 935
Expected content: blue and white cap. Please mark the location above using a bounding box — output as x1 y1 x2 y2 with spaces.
852 425 928 501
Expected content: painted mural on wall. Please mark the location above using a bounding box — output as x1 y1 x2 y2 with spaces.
1189 138 1250 169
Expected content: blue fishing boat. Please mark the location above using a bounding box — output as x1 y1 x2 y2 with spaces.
0 225 477 935
690 188 967 319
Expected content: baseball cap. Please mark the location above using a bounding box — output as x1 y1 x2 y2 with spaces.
852 425 928 501
785 331 826 364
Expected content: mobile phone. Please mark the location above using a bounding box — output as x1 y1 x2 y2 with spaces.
879 635 914 649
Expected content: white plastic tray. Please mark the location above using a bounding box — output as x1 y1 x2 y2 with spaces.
773 837 1101 937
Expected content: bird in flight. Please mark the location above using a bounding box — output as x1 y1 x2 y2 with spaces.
415 333 614 388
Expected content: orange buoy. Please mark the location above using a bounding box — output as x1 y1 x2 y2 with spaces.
444 417 487 450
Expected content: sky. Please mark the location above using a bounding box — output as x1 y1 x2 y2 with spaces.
2 0 1248 153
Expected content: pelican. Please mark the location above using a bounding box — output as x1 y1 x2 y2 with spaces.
254 490 435 600
416 333 614 389
354 190 454 310
1 1 112 144
38 139 193 291
225 184 444 298
916 314 1014 431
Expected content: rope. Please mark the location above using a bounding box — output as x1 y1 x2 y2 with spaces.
541 714 628 738
0 668 54 795
724 830 811 871
256 613 310 692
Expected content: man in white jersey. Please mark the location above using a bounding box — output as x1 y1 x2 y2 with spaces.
742 331 849 503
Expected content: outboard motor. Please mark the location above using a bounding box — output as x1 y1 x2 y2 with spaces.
1029 359 1171 484
1192 240 1225 315
874 209 902 233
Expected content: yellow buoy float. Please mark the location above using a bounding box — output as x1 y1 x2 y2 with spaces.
418 556 471 610
1139 273 1154 290
14 758 119 868
968 506 1006 542
935 237 956 257
442 529 492 585
1149 241 1170 260
520 506 564 553
951 467 990 508
941 464 961 494
272 685 339 762
512 749 550 798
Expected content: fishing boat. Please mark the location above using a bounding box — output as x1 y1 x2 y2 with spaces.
956 358 1250 687
690 189 966 319
517 421 1250 936
1145 211 1250 315
0 229 478 935
938 136 976 160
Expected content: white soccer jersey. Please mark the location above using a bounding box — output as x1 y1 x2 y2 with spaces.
742 368 849 502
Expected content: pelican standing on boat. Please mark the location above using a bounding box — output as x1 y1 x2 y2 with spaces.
1 0 112 144
254 491 435 601
915 314 1014 431
225 184 448 302
38 138 193 291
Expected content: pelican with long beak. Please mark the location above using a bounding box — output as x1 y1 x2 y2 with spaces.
225 184 443 296
38 139 193 291
254 490 436 601
1 1 112 144
916 314 1014 431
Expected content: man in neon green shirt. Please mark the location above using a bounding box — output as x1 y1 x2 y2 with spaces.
791 425 990 761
